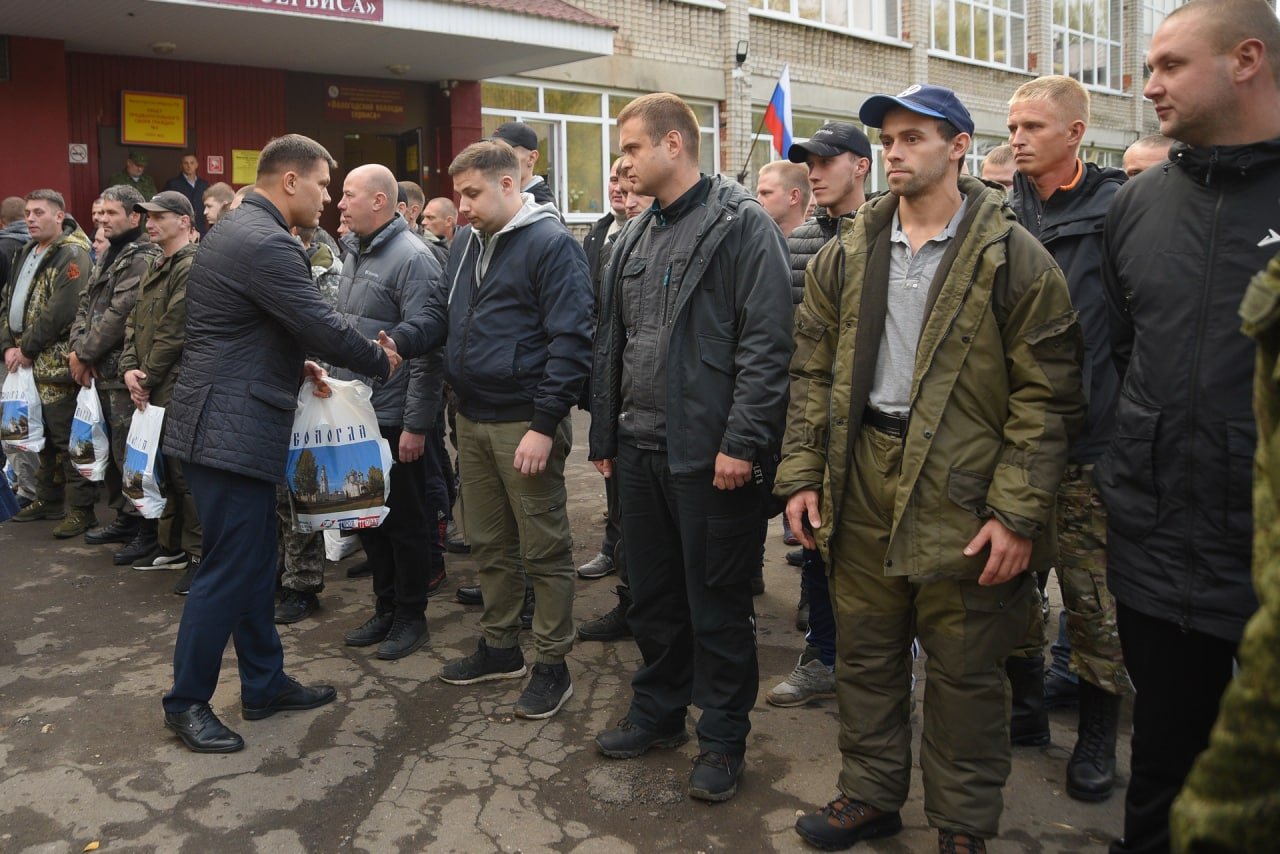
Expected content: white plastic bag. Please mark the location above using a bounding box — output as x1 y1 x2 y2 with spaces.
323 528 365 562
123 404 166 519
1 366 45 453
286 378 392 533
69 380 111 481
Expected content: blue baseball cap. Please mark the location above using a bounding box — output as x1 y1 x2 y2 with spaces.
859 84 975 136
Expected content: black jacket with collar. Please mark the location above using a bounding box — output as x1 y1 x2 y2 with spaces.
787 210 853 304
163 193 390 483
1011 162 1126 465
589 175 793 473
1097 138 1280 642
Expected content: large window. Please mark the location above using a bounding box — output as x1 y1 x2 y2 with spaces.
481 80 719 223
932 0 1027 70
1142 0 1185 45
1053 0 1123 91
748 0 901 40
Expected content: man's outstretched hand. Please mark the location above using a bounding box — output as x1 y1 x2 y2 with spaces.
376 330 403 378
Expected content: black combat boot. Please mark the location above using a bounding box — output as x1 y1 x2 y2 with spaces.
1066 681 1121 802
113 518 160 566
1006 655 1051 746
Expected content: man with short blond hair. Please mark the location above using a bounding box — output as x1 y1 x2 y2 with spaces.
756 160 811 238
980 144 1016 190
1005 73 1131 802
383 138 592 721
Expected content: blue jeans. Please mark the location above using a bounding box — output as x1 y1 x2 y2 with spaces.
802 550 836 667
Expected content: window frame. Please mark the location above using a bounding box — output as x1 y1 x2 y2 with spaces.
1052 0 1125 94
930 0 1029 72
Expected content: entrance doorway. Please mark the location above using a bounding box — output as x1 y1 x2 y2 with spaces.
342 129 421 181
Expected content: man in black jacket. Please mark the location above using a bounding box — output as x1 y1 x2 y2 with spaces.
383 140 592 722
1097 2 1280 849
160 134 396 754
1006 74 1131 801
491 122 558 209
162 155 211 233
588 93 792 802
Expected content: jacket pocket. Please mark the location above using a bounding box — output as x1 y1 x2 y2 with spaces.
947 468 992 518
513 341 544 380
247 381 299 411
697 333 736 376
791 301 829 373
1226 420 1256 536
1095 393 1161 539
518 486 569 561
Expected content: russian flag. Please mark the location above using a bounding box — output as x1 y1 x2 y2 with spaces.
763 64 794 159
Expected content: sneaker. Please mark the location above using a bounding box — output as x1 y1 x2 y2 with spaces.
795 796 904 850
376 618 430 660
514 661 573 719
133 549 189 571
438 639 526 685
766 648 835 707
595 717 689 759
11 498 65 523
85 513 141 545
275 590 319 624
52 507 97 539
688 751 744 802
173 557 200 595
113 520 159 566
577 552 616 579
785 548 804 568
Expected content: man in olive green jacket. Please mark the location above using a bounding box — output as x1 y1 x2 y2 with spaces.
778 85 1085 853
120 191 201 579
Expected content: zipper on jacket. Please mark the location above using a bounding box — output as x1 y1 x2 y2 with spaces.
1178 185 1225 631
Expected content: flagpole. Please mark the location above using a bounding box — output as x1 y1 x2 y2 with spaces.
736 109 772 185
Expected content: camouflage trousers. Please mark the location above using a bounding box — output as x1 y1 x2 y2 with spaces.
1012 464 1133 697
275 485 324 594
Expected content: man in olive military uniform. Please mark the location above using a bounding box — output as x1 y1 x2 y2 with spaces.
1171 250 1280 851
778 85 1084 853
65 183 160 551
105 150 158 202
120 191 202 585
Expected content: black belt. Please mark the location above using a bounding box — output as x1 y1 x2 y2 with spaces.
863 407 910 438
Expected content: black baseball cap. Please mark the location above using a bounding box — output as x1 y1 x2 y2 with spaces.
134 190 194 219
859 84 975 136
787 122 872 163
491 121 539 151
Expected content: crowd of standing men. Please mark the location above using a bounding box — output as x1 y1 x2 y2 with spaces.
3 0 1280 850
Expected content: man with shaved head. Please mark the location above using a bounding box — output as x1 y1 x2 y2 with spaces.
334 164 446 662
756 160 811 238
1121 135 1173 178
1096 1 1280 850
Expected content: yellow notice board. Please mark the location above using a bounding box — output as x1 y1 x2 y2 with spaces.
231 149 261 186
120 91 187 148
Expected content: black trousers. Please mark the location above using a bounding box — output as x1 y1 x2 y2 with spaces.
616 442 760 755
1110 602 1238 854
164 462 285 712
358 425 432 622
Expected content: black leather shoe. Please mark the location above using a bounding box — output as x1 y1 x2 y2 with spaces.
795 795 903 850
345 612 394 647
785 548 804 568
445 531 471 554
165 703 244 753
376 618 430 660
113 519 159 566
84 513 140 545
577 587 632 642
456 585 483 606
688 750 745 802
241 676 336 720
595 717 689 759
274 590 318 624
345 559 372 578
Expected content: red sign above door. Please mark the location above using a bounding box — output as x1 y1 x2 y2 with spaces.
196 0 383 23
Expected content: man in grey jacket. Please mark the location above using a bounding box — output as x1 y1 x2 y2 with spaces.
335 164 445 661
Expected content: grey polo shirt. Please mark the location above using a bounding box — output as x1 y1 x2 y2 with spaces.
868 196 969 415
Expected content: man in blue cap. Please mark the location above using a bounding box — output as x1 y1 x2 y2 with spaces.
775 84 1083 852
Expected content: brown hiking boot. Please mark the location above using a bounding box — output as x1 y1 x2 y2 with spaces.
52 507 97 538
938 830 987 853
795 795 902 849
